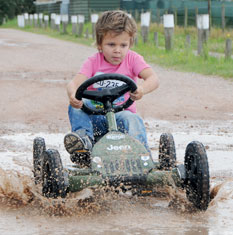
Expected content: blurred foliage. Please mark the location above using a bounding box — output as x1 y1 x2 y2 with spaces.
0 0 35 25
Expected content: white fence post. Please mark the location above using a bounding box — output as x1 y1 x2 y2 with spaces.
141 12 151 43
24 13 29 26
91 14 98 39
62 15 69 34
55 14 61 32
197 14 209 55
78 15 85 37
29 14 33 26
44 15 49 28
163 14 174 51
34 13 38 27
17 15 25 28
51 13 56 30
71 15 78 36
39 13 43 27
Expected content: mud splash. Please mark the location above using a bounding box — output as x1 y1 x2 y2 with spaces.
0 166 189 216
0 171 230 235
0 172 232 234
0 168 33 207
0 120 233 234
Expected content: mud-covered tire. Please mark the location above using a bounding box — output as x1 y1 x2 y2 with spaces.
42 149 68 198
184 141 210 211
33 137 46 184
70 152 91 168
159 133 176 169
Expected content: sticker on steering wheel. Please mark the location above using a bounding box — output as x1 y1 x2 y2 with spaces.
83 99 104 110
93 80 125 89
83 95 125 110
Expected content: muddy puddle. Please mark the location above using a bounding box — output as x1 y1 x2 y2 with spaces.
0 120 233 234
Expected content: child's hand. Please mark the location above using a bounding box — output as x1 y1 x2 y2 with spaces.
130 86 144 101
70 94 83 109
67 74 88 109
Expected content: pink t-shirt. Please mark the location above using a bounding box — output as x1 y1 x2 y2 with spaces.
79 50 150 113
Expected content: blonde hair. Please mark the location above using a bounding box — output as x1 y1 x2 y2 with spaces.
95 10 137 47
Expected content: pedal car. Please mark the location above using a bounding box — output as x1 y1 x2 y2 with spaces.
33 74 210 211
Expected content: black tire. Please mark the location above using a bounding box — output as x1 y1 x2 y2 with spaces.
159 133 176 169
33 137 46 184
184 141 210 210
70 152 91 168
42 149 68 198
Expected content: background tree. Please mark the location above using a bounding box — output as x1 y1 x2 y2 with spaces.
0 0 35 25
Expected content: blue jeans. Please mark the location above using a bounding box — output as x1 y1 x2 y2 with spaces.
68 105 150 152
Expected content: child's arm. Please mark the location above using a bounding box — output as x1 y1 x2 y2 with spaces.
67 73 88 109
130 67 159 101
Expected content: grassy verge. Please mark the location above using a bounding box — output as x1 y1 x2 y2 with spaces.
1 19 233 79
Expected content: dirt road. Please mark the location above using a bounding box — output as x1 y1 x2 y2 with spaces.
0 29 233 235
1 29 233 134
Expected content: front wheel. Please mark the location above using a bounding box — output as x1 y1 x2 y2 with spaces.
42 149 69 198
159 133 176 169
184 141 210 210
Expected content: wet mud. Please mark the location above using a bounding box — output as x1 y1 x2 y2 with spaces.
0 121 233 234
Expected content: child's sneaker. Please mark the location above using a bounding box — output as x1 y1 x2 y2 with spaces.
64 132 93 154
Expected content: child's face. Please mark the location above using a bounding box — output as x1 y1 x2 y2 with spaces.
98 31 131 65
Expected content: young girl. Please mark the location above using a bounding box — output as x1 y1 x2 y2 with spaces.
64 10 159 164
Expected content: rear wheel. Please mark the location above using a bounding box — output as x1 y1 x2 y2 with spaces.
42 149 68 198
184 141 210 210
159 133 176 169
33 137 46 184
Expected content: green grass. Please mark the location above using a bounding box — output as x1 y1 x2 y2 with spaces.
133 37 233 78
1 19 233 79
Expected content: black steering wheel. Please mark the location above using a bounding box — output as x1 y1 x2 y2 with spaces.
75 73 137 115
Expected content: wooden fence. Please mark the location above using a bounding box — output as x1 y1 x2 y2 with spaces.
17 12 232 60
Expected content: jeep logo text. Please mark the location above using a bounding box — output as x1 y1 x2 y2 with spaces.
107 145 131 151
